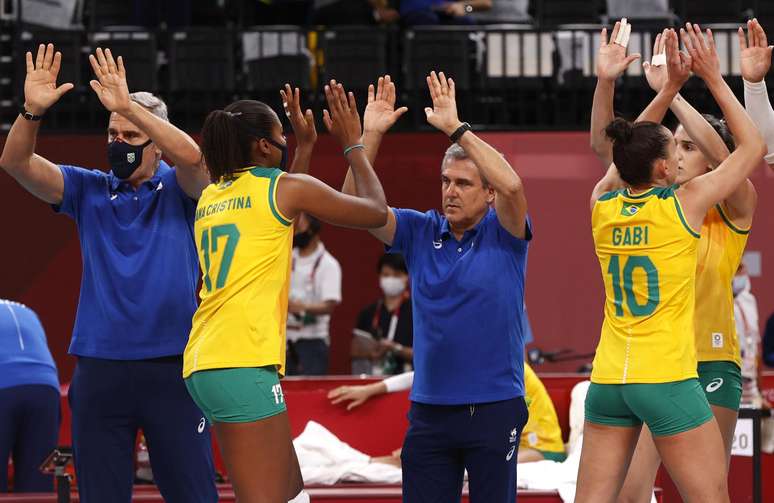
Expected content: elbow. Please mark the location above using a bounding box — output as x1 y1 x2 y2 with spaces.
500 177 524 199
371 203 389 227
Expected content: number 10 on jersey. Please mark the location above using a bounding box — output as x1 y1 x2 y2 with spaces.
607 255 660 317
200 224 241 292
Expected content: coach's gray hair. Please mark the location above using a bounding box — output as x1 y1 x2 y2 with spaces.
440 143 489 187
130 92 169 122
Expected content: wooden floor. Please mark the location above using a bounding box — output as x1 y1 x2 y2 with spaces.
0 484 664 502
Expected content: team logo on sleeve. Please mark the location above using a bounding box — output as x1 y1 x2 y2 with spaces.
509 427 518 443
620 203 645 217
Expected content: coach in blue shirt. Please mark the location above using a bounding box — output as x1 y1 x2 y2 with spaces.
343 73 530 502
0 45 216 502
0 300 60 493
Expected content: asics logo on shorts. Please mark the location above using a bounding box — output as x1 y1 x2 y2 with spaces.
197 417 206 433
706 378 724 393
506 446 515 461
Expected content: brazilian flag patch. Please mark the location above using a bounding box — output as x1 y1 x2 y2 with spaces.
621 202 645 217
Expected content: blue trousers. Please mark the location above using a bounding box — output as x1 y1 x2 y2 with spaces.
286 339 329 375
401 397 529 503
68 357 217 503
0 384 60 492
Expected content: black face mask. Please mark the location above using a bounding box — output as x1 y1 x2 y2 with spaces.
293 230 314 249
263 137 288 172
108 139 153 179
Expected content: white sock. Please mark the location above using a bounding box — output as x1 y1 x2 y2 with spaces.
288 489 310 503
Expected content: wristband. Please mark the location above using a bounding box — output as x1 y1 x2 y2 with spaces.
20 108 43 121
449 122 472 143
343 143 365 156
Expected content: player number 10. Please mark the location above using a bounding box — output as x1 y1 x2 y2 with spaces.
607 255 660 317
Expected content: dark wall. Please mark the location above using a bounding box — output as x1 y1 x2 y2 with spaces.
3 131 774 381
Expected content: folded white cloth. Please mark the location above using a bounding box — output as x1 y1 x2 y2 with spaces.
293 421 402 485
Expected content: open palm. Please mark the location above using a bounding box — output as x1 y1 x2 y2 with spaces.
24 43 74 115
596 22 641 81
89 47 132 114
363 75 408 135
739 20 772 83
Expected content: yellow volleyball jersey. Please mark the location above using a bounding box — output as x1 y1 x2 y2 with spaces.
694 205 749 367
183 167 293 378
591 185 699 384
521 363 565 454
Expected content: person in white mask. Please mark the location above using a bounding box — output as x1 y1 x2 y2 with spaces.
733 263 766 408
351 253 413 375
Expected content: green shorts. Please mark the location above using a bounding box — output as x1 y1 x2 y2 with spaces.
185 366 286 424
697 360 742 411
585 379 713 437
538 450 567 462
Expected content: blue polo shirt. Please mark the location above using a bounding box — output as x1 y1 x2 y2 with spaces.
55 162 199 360
0 300 59 391
388 207 531 405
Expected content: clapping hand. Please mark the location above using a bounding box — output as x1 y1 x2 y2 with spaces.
665 28 693 92
280 84 317 149
424 71 462 136
363 75 408 136
88 47 132 115
23 43 74 116
596 20 641 82
322 80 363 148
680 23 720 83
643 29 669 92
739 18 773 83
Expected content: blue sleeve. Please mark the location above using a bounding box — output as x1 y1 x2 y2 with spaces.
386 208 431 258
165 167 198 217
494 213 533 252
54 165 96 219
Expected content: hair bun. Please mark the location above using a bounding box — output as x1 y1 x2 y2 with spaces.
605 118 635 144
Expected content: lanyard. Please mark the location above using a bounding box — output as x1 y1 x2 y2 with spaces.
371 291 409 342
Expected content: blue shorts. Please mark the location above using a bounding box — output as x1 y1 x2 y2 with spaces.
401 397 529 503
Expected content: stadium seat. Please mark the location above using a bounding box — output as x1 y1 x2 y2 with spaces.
605 0 677 27
403 26 474 91
168 29 235 91
319 27 390 90
241 27 312 92
677 0 746 24
90 31 158 92
534 0 604 28
85 0 144 30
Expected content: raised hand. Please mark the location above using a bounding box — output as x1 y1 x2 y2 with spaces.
280 84 317 148
88 47 132 115
424 71 461 136
665 28 692 91
596 20 641 82
322 80 362 148
23 43 74 116
642 29 668 92
363 75 408 135
739 18 773 83
680 23 720 83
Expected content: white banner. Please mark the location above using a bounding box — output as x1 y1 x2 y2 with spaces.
731 418 754 457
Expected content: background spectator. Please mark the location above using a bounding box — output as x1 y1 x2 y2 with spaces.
351 253 413 375
287 213 343 375
734 264 765 407
311 0 400 25
400 0 491 26
0 300 60 493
